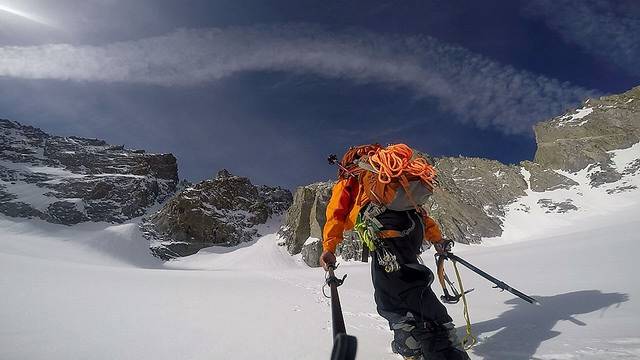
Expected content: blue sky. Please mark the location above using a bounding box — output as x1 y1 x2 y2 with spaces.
0 0 638 188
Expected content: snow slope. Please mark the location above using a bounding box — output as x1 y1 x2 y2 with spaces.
1 144 640 360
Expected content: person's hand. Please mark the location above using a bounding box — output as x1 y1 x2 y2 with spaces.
320 250 336 271
434 239 454 255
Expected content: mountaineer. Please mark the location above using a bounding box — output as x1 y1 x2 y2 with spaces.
320 143 470 360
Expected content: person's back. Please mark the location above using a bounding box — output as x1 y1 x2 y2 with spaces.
320 144 470 360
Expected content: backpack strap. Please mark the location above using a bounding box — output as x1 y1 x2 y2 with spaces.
398 174 424 214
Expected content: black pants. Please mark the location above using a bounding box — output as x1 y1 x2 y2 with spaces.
371 210 469 360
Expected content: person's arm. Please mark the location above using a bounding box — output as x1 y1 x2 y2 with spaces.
422 214 443 244
423 214 455 254
320 177 357 269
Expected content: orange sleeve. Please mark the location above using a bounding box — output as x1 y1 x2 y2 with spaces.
423 214 443 244
322 178 357 253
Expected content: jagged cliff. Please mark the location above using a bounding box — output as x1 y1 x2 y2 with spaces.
281 86 640 267
143 169 292 259
0 119 177 224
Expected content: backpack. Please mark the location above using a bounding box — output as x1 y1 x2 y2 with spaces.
340 143 437 211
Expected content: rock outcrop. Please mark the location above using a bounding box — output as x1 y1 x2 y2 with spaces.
426 157 527 243
534 86 640 186
520 161 578 192
0 119 178 224
143 170 292 259
279 182 333 256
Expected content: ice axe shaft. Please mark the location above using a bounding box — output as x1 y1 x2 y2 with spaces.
446 254 539 305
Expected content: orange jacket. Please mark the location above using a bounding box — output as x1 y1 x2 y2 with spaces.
322 177 444 253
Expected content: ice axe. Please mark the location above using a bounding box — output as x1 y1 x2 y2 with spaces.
436 253 474 304
324 265 357 360
327 154 356 178
439 253 539 305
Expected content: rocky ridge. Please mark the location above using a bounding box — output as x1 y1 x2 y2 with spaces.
143 169 292 259
281 86 640 267
0 119 292 260
534 87 640 187
0 119 178 224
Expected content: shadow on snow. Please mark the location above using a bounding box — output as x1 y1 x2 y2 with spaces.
467 290 629 360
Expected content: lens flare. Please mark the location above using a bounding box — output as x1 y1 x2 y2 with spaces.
0 3 55 27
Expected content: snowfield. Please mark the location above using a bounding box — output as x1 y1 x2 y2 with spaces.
2 144 640 360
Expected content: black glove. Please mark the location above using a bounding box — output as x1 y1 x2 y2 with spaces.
434 239 454 254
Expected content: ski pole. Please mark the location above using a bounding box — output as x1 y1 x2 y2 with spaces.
325 265 357 360
326 266 348 337
446 254 540 305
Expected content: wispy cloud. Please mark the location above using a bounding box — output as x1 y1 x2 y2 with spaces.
523 0 640 77
0 24 595 134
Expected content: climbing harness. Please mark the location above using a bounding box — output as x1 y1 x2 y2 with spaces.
353 204 396 271
353 204 386 252
352 204 424 273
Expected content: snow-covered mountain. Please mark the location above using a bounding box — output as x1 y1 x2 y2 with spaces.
0 119 178 224
0 120 291 259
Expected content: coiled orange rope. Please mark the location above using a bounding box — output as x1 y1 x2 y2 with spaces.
368 144 437 187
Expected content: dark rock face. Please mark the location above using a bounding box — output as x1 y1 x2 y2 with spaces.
144 170 292 259
587 163 623 187
537 199 578 213
0 119 178 225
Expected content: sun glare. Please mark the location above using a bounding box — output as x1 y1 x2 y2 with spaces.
0 3 55 27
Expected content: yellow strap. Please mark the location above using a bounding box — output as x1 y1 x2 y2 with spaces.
452 260 477 350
